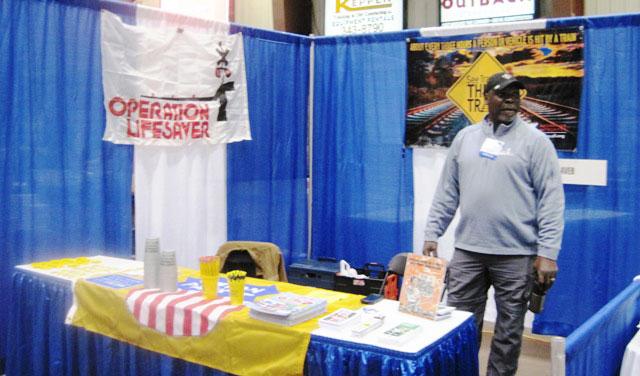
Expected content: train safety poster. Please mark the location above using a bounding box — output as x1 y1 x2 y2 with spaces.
406 26 583 151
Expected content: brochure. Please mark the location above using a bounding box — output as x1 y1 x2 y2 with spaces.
318 308 360 329
398 255 447 319
350 309 386 337
378 322 422 345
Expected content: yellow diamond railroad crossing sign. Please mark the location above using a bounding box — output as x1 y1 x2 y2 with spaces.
446 52 506 124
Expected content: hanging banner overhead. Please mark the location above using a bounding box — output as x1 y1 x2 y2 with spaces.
101 11 251 146
406 26 583 151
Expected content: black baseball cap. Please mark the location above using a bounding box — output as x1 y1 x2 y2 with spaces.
484 72 525 94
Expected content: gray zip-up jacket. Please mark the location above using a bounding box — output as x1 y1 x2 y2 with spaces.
424 116 565 260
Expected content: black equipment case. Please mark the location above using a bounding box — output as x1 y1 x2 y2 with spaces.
287 258 340 290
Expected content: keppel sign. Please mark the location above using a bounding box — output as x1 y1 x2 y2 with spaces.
325 0 403 35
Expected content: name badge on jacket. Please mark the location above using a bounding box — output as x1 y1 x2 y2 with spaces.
479 138 504 160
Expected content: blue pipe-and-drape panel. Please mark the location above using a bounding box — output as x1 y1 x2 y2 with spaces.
227 26 311 264
564 280 640 376
8 270 479 375
0 0 135 363
312 31 420 268
532 13 640 336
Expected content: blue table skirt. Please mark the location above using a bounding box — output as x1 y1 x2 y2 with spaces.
7 271 479 375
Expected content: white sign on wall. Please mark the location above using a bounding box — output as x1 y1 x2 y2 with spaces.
559 159 608 186
324 0 403 35
440 0 536 26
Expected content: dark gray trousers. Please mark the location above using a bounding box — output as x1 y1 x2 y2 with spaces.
446 249 535 376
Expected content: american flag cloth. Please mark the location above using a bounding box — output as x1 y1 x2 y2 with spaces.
126 288 243 336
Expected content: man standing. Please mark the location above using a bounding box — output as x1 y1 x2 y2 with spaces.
422 72 564 376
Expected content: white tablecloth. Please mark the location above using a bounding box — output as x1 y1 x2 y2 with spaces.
312 299 473 353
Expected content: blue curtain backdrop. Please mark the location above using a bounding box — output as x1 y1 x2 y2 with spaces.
312 32 419 268
0 0 135 364
532 14 640 336
226 26 310 264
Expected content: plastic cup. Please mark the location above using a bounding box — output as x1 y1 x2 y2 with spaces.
202 275 219 300
199 255 221 276
229 278 246 305
144 238 161 289
158 251 177 292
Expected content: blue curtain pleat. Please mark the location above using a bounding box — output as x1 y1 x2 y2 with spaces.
564 281 640 376
311 31 419 268
0 0 134 363
531 14 640 336
226 27 311 264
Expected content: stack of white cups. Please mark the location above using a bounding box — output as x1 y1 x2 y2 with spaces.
143 238 160 289
158 250 178 292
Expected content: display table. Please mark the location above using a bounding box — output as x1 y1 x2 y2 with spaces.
7 259 479 376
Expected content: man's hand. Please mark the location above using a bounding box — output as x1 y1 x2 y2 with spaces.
534 256 558 290
422 241 438 258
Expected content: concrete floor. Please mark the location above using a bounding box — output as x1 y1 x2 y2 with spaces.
478 324 552 376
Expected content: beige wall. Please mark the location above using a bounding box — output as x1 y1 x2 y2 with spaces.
584 0 640 16
234 0 274 29
406 0 439 28
160 0 229 21
135 0 161 7
130 0 160 8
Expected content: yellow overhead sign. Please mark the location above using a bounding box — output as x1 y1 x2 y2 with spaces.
446 52 506 124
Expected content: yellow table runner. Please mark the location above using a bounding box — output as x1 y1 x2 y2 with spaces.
70 271 362 376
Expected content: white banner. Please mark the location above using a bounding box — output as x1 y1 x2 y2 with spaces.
101 11 251 145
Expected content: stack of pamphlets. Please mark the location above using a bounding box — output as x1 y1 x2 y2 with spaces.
248 292 327 326
351 308 386 337
425 304 455 321
378 322 422 345
318 308 360 330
